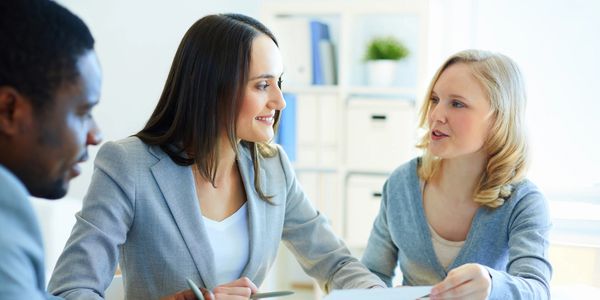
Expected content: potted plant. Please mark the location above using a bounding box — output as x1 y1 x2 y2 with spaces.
364 36 409 86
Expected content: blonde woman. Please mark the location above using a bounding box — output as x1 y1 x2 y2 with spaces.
362 50 551 300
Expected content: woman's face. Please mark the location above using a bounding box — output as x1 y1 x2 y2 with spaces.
236 34 285 143
427 62 493 160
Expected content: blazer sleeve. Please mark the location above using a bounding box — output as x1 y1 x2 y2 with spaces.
276 146 385 292
487 191 552 300
48 141 136 299
360 179 399 287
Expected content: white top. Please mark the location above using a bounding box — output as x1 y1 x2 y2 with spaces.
420 181 465 270
428 224 465 270
202 202 250 285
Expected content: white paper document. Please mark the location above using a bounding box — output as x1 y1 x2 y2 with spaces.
324 286 432 300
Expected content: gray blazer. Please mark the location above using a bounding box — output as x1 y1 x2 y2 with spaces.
48 137 383 299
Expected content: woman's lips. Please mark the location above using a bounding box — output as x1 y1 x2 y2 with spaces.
431 130 448 141
255 115 274 125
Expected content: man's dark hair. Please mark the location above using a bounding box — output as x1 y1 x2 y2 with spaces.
0 0 95 112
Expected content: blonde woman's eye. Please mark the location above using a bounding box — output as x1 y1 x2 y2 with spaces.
430 97 439 104
452 100 465 108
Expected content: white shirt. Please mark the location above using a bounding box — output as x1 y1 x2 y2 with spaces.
428 224 465 270
202 202 250 285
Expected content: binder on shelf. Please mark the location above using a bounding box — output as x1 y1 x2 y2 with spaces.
310 20 336 85
276 93 297 162
271 18 312 86
318 40 337 85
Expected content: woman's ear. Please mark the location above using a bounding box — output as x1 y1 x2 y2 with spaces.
0 86 34 137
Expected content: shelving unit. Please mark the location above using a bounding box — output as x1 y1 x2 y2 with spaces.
261 1 429 297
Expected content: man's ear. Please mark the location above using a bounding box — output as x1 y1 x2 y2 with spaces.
0 86 34 136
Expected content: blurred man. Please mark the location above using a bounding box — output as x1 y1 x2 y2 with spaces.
0 0 102 298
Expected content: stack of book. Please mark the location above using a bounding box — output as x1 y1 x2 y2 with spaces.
271 18 337 86
276 93 297 161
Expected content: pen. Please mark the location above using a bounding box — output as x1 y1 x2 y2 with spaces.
186 278 205 300
250 290 294 299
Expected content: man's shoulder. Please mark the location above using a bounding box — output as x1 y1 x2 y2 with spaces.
0 165 42 241
0 166 48 299
0 165 30 208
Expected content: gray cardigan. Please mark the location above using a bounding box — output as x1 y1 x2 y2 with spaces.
361 158 552 299
48 137 384 299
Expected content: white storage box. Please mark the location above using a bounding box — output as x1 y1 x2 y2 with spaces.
345 175 388 247
345 98 415 172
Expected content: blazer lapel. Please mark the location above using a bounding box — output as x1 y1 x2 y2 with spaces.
149 148 217 289
237 146 267 280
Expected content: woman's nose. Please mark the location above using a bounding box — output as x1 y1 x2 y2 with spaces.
429 103 447 124
270 87 286 111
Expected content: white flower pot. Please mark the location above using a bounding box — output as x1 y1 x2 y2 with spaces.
366 59 398 87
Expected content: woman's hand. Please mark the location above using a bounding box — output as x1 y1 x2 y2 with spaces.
429 263 491 300
210 277 258 299
161 277 258 300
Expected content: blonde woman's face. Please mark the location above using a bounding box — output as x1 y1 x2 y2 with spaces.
236 34 285 143
427 62 493 159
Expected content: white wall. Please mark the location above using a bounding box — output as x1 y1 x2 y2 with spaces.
476 0 600 196
57 0 261 200
429 0 600 201
61 0 600 202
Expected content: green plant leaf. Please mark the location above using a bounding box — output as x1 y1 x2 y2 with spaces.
365 36 409 61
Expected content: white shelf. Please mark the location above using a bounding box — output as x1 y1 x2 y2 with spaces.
262 1 429 296
264 0 429 243
263 0 427 15
282 85 339 95
283 85 418 98
346 86 418 98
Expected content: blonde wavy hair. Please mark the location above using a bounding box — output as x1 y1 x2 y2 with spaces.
417 49 529 208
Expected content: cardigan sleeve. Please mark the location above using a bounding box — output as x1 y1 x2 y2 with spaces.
487 190 552 300
276 146 385 292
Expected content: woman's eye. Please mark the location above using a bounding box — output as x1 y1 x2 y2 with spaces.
277 78 283 89
430 97 439 104
257 82 269 90
452 100 465 108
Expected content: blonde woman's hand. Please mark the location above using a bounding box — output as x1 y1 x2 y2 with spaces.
429 263 491 300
